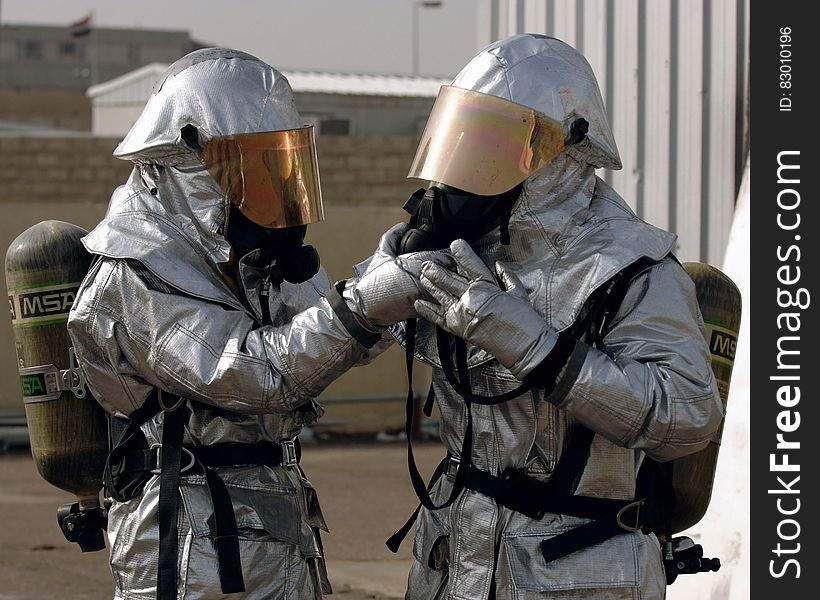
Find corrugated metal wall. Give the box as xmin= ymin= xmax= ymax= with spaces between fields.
xmin=476 ymin=0 xmax=749 ymax=264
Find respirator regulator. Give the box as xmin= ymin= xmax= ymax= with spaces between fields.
xmin=398 ymin=182 xmax=523 ymax=254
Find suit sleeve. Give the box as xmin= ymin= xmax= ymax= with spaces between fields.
xmin=545 ymin=258 xmax=724 ymax=462
xmin=68 ymin=258 xmax=372 ymax=416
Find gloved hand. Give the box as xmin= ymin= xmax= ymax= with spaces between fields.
xmin=415 ymin=239 xmax=559 ymax=379
xmin=344 ymin=223 xmax=453 ymax=328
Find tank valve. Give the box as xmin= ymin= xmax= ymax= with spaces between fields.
xmin=56 ymin=500 xmax=108 ymax=552
xmin=664 ymin=536 xmax=721 ymax=584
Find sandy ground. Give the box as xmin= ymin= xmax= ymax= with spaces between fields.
xmin=0 ymin=441 xmax=445 ymax=600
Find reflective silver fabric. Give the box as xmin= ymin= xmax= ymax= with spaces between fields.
xmin=415 ymin=241 xmax=560 ymax=379
xmin=396 ymin=35 xmax=722 ymax=600
xmin=67 ymin=50 xmax=370 ymax=600
xmin=115 ymin=48 xmax=301 ymax=165
xmin=343 ymin=222 xmax=454 ymax=328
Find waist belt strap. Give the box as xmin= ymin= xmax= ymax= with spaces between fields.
xmin=190 ymin=440 xmax=300 ymax=468
xmin=111 ymin=394 xmax=302 ymax=597
xmin=460 ymin=463 xmax=635 ymax=521
xmin=155 ymin=438 xmax=301 ymax=600
xmin=455 ymin=461 xmax=649 ymax=565
xmin=539 ymin=499 xmax=645 ymax=563
xmin=119 ymin=439 xmax=301 ymax=476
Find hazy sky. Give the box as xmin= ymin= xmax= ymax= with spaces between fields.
xmin=2 ymin=0 xmax=480 ymax=77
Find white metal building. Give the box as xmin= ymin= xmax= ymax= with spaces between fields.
xmin=87 ymin=64 xmax=449 ymax=138
xmin=476 ymin=0 xmax=750 ymax=265
xmin=475 ymin=5 xmax=751 ymax=600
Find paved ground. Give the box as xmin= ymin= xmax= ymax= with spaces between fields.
xmin=0 ymin=441 xmax=445 ymax=600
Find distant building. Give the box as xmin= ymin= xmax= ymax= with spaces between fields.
xmin=0 ymin=23 xmax=205 ymax=130
xmin=88 ymin=64 xmax=449 ymax=137
xmin=0 ymin=23 xmax=204 ymax=90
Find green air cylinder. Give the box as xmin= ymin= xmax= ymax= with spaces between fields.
xmin=5 ymin=220 xmax=108 ymax=510
xmin=667 ymin=263 xmax=742 ymax=535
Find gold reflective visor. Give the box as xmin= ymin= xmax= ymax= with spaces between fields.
xmin=201 ymin=126 xmax=324 ymax=228
xmin=408 ymin=86 xmax=567 ymax=196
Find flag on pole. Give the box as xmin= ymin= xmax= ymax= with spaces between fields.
xmin=69 ymin=14 xmax=92 ymax=37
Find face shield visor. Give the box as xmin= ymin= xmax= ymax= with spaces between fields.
xmin=200 ymin=125 xmax=324 ymax=229
xmin=408 ymin=85 xmax=568 ymax=196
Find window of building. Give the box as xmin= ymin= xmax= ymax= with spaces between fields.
xmin=300 ymin=114 xmax=353 ymax=136
xmin=320 ymin=118 xmax=351 ymax=136
xmin=59 ymin=42 xmax=77 ymax=56
xmin=24 ymin=40 xmax=42 ymax=60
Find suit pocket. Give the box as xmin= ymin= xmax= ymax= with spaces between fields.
xmin=501 ymin=519 xmax=652 ymax=599
xmin=179 ymin=471 xmax=301 ymax=545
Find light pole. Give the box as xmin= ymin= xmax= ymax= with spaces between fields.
xmin=412 ymin=0 xmax=442 ymax=76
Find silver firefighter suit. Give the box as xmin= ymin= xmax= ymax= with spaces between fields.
xmin=67 ymin=50 xmax=382 ymax=600
xmin=389 ymin=35 xmax=724 ymax=599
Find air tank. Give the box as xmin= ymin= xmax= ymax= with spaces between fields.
xmin=668 ymin=263 xmax=742 ymax=534
xmin=5 ymin=220 xmax=108 ymax=510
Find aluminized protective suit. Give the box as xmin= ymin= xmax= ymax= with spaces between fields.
xmin=392 ymin=35 xmax=724 ymax=599
xmin=67 ymin=49 xmax=379 ymax=600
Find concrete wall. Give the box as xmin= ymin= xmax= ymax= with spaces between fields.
xmin=0 ymin=89 xmax=91 ymax=131
xmin=92 ymin=93 xmax=437 ymax=138
xmin=0 ymin=134 xmax=430 ymax=431
xmin=296 ymin=93 xmax=436 ymax=136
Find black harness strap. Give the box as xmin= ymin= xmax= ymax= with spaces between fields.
xmin=438 ymin=329 xmax=533 ymax=405
xmin=535 ymin=258 xmax=663 ymax=563
xmin=543 ymin=424 xmax=596 ymax=498
xmin=156 ymin=394 xmax=187 ymax=600
xmin=386 ymin=320 xmax=473 ymax=555
xmin=539 ymin=501 xmax=645 ymax=562
xmin=202 ymin=467 xmax=245 ymax=593
xmin=441 ymin=458 xmax=646 ymax=563
xmin=385 ymin=456 xmax=448 ymax=552
xmin=107 ymin=390 xmax=253 ymax=597
xmin=104 ymin=390 xmax=161 ymax=502
xmin=422 ymin=384 xmax=436 ymax=417
xmin=387 ymin=318 xmax=488 ymax=552
xmin=119 ymin=440 xmax=297 ymax=476
xmin=190 ymin=441 xmax=294 ymax=467
xmin=389 ymin=257 xmax=665 ymax=561
xmin=458 ymin=463 xmax=637 ymax=521
xmin=156 ymin=403 xmax=248 ymax=597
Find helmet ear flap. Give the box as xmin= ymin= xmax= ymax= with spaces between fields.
xmin=181 ymin=124 xmax=203 ymax=154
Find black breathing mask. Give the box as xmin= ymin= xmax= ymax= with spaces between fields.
xmin=397 ymin=117 xmax=590 ymax=255
xmin=226 ymin=204 xmax=320 ymax=284
xmin=398 ymin=183 xmax=523 ymax=254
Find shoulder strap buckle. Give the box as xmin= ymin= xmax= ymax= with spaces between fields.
xmin=280 ymin=439 xmax=298 ymax=468
xmin=616 ymin=499 xmax=645 ymax=532
xmin=158 ymin=391 xmax=185 ymax=412
xmin=150 ymin=443 xmax=196 ymax=475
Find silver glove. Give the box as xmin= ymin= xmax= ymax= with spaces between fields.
xmin=344 ymin=222 xmax=452 ymax=328
xmin=415 ymin=239 xmax=558 ymax=379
